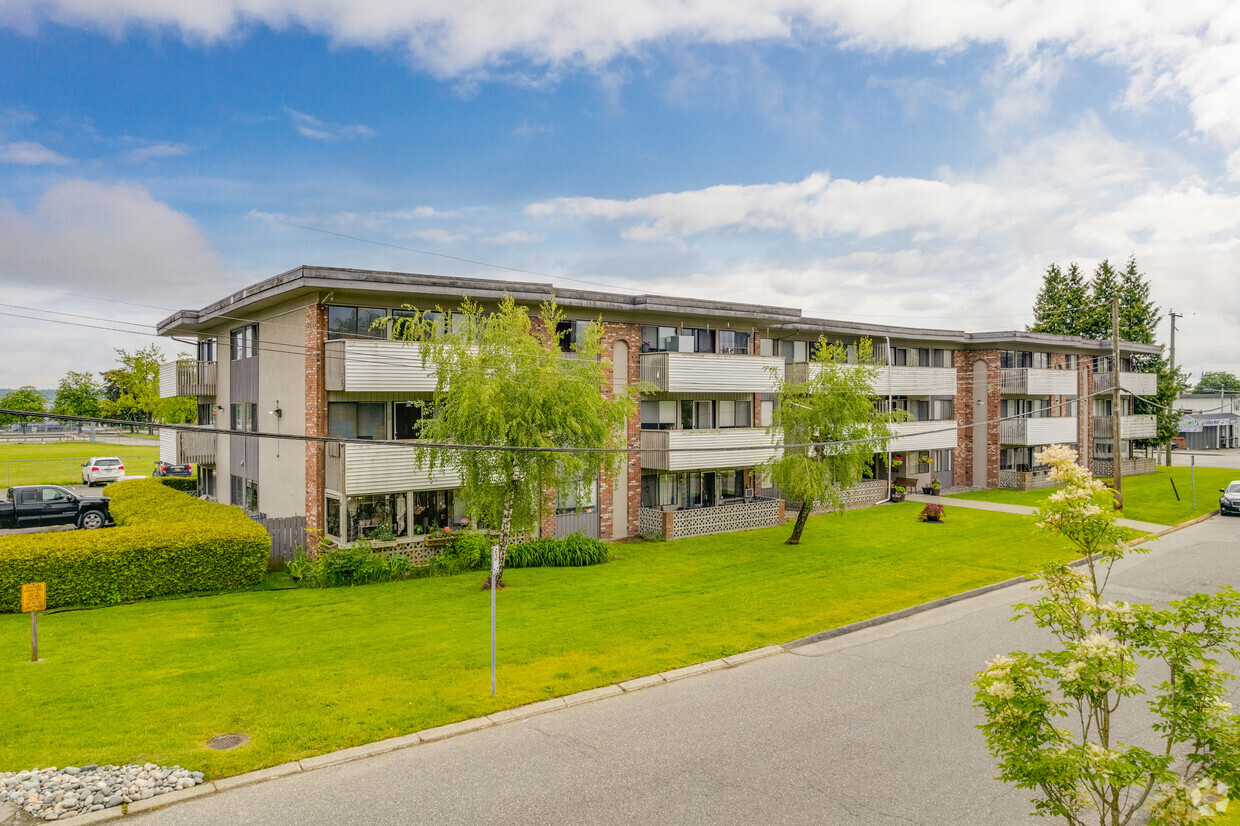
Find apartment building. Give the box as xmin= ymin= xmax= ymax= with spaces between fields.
xmin=156 ymin=266 xmax=1161 ymax=546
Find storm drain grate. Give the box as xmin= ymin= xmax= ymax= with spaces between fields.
xmin=206 ymin=734 xmax=250 ymax=750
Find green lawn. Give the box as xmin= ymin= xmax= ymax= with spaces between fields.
xmin=948 ymin=466 xmax=1237 ymax=526
xmin=0 ymin=442 xmax=161 ymax=487
xmin=0 ymin=504 xmax=1098 ymax=778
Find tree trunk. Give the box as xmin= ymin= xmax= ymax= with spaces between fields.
xmin=784 ymin=500 xmax=812 ymax=545
xmin=484 ymin=482 xmax=516 ymax=590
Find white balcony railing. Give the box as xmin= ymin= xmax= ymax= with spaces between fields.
xmin=325 ymin=441 xmax=462 ymax=496
xmin=158 ymin=360 xmax=217 ymax=398
xmin=889 ymin=420 xmax=958 ymax=452
xmin=1093 ymin=414 xmax=1158 ymax=440
xmin=1093 ymin=371 xmax=1157 ymax=396
xmin=787 ymin=363 xmax=956 ymax=396
xmin=999 ymin=367 xmax=1078 ymax=396
xmin=999 ymin=417 xmax=1078 ymax=446
xmin=640 ymin=427 xmax=782 ymax=471
xmin=325 ymin=340 xmax=438 ymax=393
xmin=158 ymin=428 xmax=216 ymax=466
xmin=639 ymin=352 xmax=784 ymax=394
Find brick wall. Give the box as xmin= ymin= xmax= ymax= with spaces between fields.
xmin=955 ymin=349 xmax=1000 ymax=487
xmin=1079 ymin=356 xmax=1094 ymax=472
xmin=598 ymin=321 xmax=642 ymax=538
xmin=304 ymin=304 xmax=327 ymax=552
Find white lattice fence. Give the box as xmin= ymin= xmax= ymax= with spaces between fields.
xmin=638 ymin=508 xmax=664 ymax=538
xmin=998 ymin=469 xmax=1060 ymax=491
xmin=669 ymin=499 xmax=780 ymax=539
xmin=1093 ymin=457 xmax=1157 ymax=478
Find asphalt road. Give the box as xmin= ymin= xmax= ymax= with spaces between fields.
xmin=132 ymin=516 xmax=1240 ymax=826
xmin=1166 ymin=447 xmax=1240 ymax=470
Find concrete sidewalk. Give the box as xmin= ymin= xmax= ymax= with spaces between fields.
xmin=120 ymin=517 xmax=1235 ymax=826
xmin=906 ymin=492 xmax=1170 ymax=534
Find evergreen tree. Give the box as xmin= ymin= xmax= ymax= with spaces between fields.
xmin=1119 ymin=255 xmax=1160 ymax=360
xmin=1029 ymin=263 xmax=1091 ymax=335
xmin=1082 ymin=258 xmax=1121 ymax=340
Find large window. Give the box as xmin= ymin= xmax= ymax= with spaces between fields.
xmin=230 ymin=403 xmax=257 ymax=432
xmin=556 ymin=320 xmax=597 ymax=354
xmin=932 ymin=398 xmax=954 ymax=420
xmin=393 ymin=402 xmax=426 ymax=439
xmin=197 ymin=338 xmax=216 ymax=362
xmin=229 ymin=324 xmax=256 ymax=360
xmin=346 ymin=493 xmax=406 ymax=542
xmin=682 ymin=328 xmax=715 ymax=354
xmin=718 ymin=330 xmax=750 ymax=355
xmin=932 ymin=348 xmax=954 ymax=368
xmin=327 ymin=306 xmax=386 ymax=340
xmin=197 ymin=403 xmax=215 ymax=426
xmin=783 ymin=340 xmax=809 ymax=364
xmin=681 ymin=400 xmax=715 ymax=429
xmin=640 ymin=473 xmax=677 ymax=508
xmin=556 ymin=481 xmax=598 ymax=515
xmin=197 ymin=468 xmax=215 ymax=500
xmin=412 ymin=490 xmax=458 ymax=533
xmin=641 ymin=326 xmax=679 ymax=353
xmin=230 ymin=476 xmax=258 ymax=511
xmin=326 ymin=496 xmax=341 ymax=539
xmin=327 ymin=402 xmax=386 ymax=440
xmin=717 ymin=400 xmax=752 ymax=428
xmin=640 ymin=400 xmax=677 ymax=430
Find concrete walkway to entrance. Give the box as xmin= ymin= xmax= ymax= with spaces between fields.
xmin=904 ymin=492 xmax=1170 ymax=534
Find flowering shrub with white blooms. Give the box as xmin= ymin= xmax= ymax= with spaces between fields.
xmin=973 ymin=445 xmax=1240 ymax=825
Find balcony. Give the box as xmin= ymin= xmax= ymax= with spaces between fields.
xmin=999 ymin=417 xmax=1078 ymax=446
xmin=640 ymin=427 xmax=782 ymax=471
xmin=325 ymin=340 xmax=437 ymax=393
xmin=158 ymin=360 xmax=217 ymax=398
xmin=1093 ymin=371 xmax=1157 ymax=396
xmin=1000 ymin=367 xmax=1077 ymax=396
xmin=1093 ymin=414 xmax=1158 ymax=440
xmin=158 ymin=428 xmax=216 ymax=466
xmin=639 ymin=352 xmax=783 ymax=394
xmin=324 ymin=441 xmax=462 ymax=496
xmin=889 ymin=420 xmax=958 ymax=452
xmin=787 ymin=364 xmax=956 ymax=396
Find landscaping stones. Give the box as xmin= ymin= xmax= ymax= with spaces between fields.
xmin=1 ymin=764 xmax=202 ymax=820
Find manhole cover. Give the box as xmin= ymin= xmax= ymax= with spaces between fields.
xmin=206 ymin=734 xmax=250 ymax=750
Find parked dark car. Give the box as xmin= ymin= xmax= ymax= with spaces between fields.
xmin=1221 ymin=481 xmax=1240 ymax=516
xmin=0 ymin=485 xmax=112 ymax=530
xmin=153 ymin=460 xmax=193 ymax=478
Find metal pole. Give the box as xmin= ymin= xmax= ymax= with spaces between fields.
xmin=1112 ymin=295 xmax=1123 ymax=509
xmin=1167 ymin=310 xmax=1180 ymax=467
xmin=31 ymin=611 xmax=38 ymax=663
xmin=885 ymin=336 xmax=892 ymax=499
xmin=1191 ymin=453 xmax=1197 ymax=511
xmin=490 ymin=570 xmax=496 ymax=696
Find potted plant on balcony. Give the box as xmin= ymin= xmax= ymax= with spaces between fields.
xmin=891 ymin=485 xmax=906 ymax=503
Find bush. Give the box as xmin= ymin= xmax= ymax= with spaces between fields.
xmin=311 ymin=542 xmax=391 ymax=587
xmin=428 ymin=531 xmax=489 ymax=577
xmin=506 ymin=533 xmax=609 ymax=568
xmin=918 ymin=503 xmax=946 ymax=522
xmin=158 ymin=477 xmax=197 ymax=493
xmin=0 ymin=478 xmax=269 ymax=612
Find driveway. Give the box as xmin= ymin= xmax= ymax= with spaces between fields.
xmin=132 ymin=516 xmax=1238 ymax=826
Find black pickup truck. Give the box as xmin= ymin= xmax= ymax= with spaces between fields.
xmin=0 ymin=485 xmax=112 ymax=530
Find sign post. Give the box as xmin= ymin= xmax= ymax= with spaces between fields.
xmin=490 ymin=545 xmax=500 ymax=696
xmin=21 ymin=582 xmax=46 ymax=663
xmin=1191 ymin=454 xmax=1197 ymax=511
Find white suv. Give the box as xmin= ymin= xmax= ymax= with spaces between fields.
xmin=81 ymin=457 xmax=125 ymax=486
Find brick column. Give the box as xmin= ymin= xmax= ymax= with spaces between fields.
xmin=597 ymin=321 xmax=642 ymax=539
xmin=304 ymin=304 xmax=327 ymax=553
xmin=1079 ymin=357 xmax=1094 ymax=472
xmin=955 ymin=349 xmax=1000 ymax=488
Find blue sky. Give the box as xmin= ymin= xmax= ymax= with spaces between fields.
xmin=1 ymin=2 xmax=1238 ymax=386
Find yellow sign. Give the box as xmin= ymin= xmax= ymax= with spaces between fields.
xmin=21 ymin=583 xmax=46 ymax=613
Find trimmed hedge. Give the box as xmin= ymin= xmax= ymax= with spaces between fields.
xmin=0 ymin=479 xmax=269 ymax=612
xmin=158 ymin=477 xmax=197 ymax=493
xmin=506 ymin=532 xmax=609 ymax=568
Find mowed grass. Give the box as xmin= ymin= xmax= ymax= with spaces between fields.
xmin=0 ymin=442 xmax=161 ymax=487
xmin=948 ymin=466 xmax=1239 ymax=526
xmin=0 ymin=503 xmax=1090 ymax=778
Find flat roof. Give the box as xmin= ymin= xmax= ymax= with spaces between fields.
xmin=156 ymin=265 xmax=1162 ymax=354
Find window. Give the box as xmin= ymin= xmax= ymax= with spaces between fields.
xmin=641 ymin=473 xmax=677 ymax=508
xmin=1095 ymin=398 xmax=1113 ymax=417
xmin=1094 ymin=356 xmax=1113 ymax=373
xmin=557 ymin=320 xmax=597 ymax=353
xmin=641 ymin=326 xmax=679 ymax=353
xmin=932 ymin=349 xmax=954 ymax=368
xmin=783 ymin=340 xmax=809 ymax=364
xmin=677 ymin=328 xmax=715 ymax=354
xmin=932 ymin=398 xmax=954 ymax=420
xmin=760 ymin=400 xmax=773 ymax=427
xmin=1032 ymin=352 xmax=1050 ymax=369
xmin=394 ymin=402 xmax=425 ymax=440
xmin=412 ymin=490 xmax=457 ymax=533
xmin=196 ymin=338 xmax=216 ymax=362
xmin=717 ymin=400 xmax=752 ymax=428
xmin=245 ymin=480 xmax=259 ymax=513
xmin=679 ymin=473 xmax=702 ymax=508
xmin=718 ymin=330 xmax=750 ymax=355
xmin=640 ymin=400 xmax=677 ymax=430
xmin=916 ymin=348 xmax=931 ymax=367
xmin=197 ymin=468 xmax=216 ymax=499
xmin=41 ymin=487 xmax=70 ymax=503
xmin=719 ymin=469 xmax=749 ymax=501
xmin=681 ymin=400 xmax=715 ymax=429
xmin=1065 ymin=395 xmax=1078 ymax=417
xmin=230 ymin=403 xmax=257 ymax=432
xmin=556 ymin=481 xmax=597 ymax=515
xmin=759 ymin=338 xmax=775 ymax=357
xmin=1064 ymin=354 xmax=1078 ymax=370
xmin=891 ymin=348 xmax=908 ymax=367
xmin=229 ymin=324 xmax=256 ymax=360
xmin=197 ymin=403 xmax=215 ymax=426
xmin=230 ymin=474 xmax=243 ymax=507
xmin=346 ymin=493 xmax=406 ymax=541
xmin=1001 ymin=399 xmax=1034 ymax=419
xmin=327 ymin=402 xmax=386 ymax=440
xmin=327 ymin=306 xmax=386 ymax=340
xmin=326 ymin=496 xmax=341 ymax=539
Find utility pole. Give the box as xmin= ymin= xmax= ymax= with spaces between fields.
xmin=1112 ymin=295 xmax=1123 ymax=510
xmin=1167 ymin=310 xmax=1181 ymax=467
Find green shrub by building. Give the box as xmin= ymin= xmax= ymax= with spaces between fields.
xmin=0 ymin=479 xmax=268 ymax=612
xmin=506 ymin=533 xmax=609 ymax=568
xmin=157 ymin=477 xmax=197 ymax=493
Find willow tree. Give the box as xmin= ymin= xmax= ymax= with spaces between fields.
xmin=392 ymin=295 xmax=635 ymax=588
xmin=766 ymin=336 xmax=902 ymax=545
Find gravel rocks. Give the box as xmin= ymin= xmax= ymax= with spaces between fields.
xmin=1 ymin=764 xmax=204 ymax=820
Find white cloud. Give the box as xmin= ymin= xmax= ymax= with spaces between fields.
xmin=121 ymin=140 xmax=190 ymax=162
xmin=481 ymin=230 xmax=543 ymax=244
xmin=0 ymin=140 xmax=70 ymax=165
xmin=284 ymin=107 xmax=374 ymax=141
xmin=402 ymin=228 xmax=468 ymax=244
xmin=7 ymin=2 xmax=1240 ymax=151
xmin=0 ymin=180 xmax=234 ymax=385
